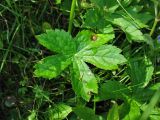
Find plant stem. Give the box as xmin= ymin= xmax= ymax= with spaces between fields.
xmin=140 ymin=88 xmax=160 ymax=120
xmin=150 ymin=18 xmax=158 ymax=37
xmin=68 ymin=0 xmax=77 ymax=33
xmin=150 ymin=2 xmax=160 ymax=37
xmin=93 ymin=96 xmax=96 ymax=113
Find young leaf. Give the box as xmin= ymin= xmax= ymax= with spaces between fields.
xmin=73 ymin=106 xmax=103 ymax=120
xmin=71 ymin=58 xmax=98 ymax=101
xmin=94 ymin=80 xmax=130 ymax=102
xmin=46 ymin=103 xmax=72 ymax=120
xmin=34 ymin=55 xmax=72 ymax=79
xmin=36 ymin=29 xmax=76 ymax=55
xmin=80 ymin=45 xmax=127 ymax=70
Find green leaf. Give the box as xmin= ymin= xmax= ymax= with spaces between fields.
xmin=27 ymin=110 xmax=37 ymax=120
xmin=83 ymin=9 xmax=107 ymax=29
xmin=75 ymin=30 xmax=93 ymax=51
xmin=71 ymin=58 xmax=98 ymax=101
xmin=75 ymin=29 xmax=114 ymax=51
xmin=90 ymin=0 xmax=107 ymax=7
xmin=80 ymin=45 xmax=126 ymax=70
xmin=112 ymin=17 xmax=146 ymax=42
xmin=123 ymin=100 xmax=141 ymax=120
xmin=94 ymin=80 xmax=130 ymax=101
xmin=141 ymin=106 xmax=160 ymax=120
xmin=47 ymin=103 xmax=72 ymax=120
xmin=90 ymin=0 xmax=119 ymax=12
xmin=132 ymin=88 xmax=155 ymax=103
xmin=128 ymin=57 xmax=154 ymax=88
xmin=107 ymin=102 xmax=119 ymax=120
xmin=73 ymin=106 xmax=103 ymax=120
xmin=33 ymin=85 xmax=50 ymax=101
xmin=34 ymin=55 xmax=71 ymax=79
xmin=119 ymin=6 xmax=153 ymax=28
xmin=118 ymin=103 xmax=130 ymax=119
xmin=36 ymin=29 xmax=76 ymax=55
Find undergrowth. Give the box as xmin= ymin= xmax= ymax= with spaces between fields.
xmin=0 ymin=0 xmax=160 ymax=120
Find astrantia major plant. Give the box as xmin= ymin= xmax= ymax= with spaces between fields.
xmin=34 ymin=29 xmax=127 ymax=101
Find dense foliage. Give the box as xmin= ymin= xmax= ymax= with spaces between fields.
xmin=0 ymin=0 xmax=160 ymax=120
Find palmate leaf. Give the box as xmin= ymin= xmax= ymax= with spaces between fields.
xmin=71 ymin=58 xmax=98 ymax=101
xmin=35 ymin=29 xmax=126 ymax=101
xmin=80 ymin=45 xmax=126 ymax=70
xmin=35 ymin=29 xmax=76 ymax=55
xmin=34 ymin=55 xmax=72 ymax=79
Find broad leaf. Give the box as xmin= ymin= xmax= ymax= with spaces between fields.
xmin=73 ymin=106 xmax=103 ymax=120
xmin=128 ymin=57 xmax=154 ymax=88
xmin=80 ymin=45 xmax=126 ymax=70
xmin=71 ymin=58 xmax=98 ymax=101
xmin=34 ymin=55 xmax=71 ymax=79
xmin=36 ymin=29 xmax=76 ymax=55
xmin=46 ymin=103 xmax=72 ymax=120
xmin=94 ymin=80 xmax=130 ymax=101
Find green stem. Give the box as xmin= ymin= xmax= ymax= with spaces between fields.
xmin=68 ymin=0 xmax=77 ymax=33
xmin=140 ymin=88 xmax=160 ymax=120
xmin=150 ymin=18 xmax=158 ymax=37
xmin=0 ymin=24 xmax=20 ymax=73
xmin=93 ymin=95 xmax=96 ymax=113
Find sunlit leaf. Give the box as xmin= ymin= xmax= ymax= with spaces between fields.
xmin=36 ymin=29 xmax=76 ymax=55
xmin=47 ymin=104 xmax=72 ymax=120
xmin=71 ymin=58 xmax=98 ymax=101
xmin=34 ymin=55 xmax=72 ymax=79
xmin=123 ymin=100 xmax=141 ymax=120
xmin=80 ymin=45 xmax=127 ymax=70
